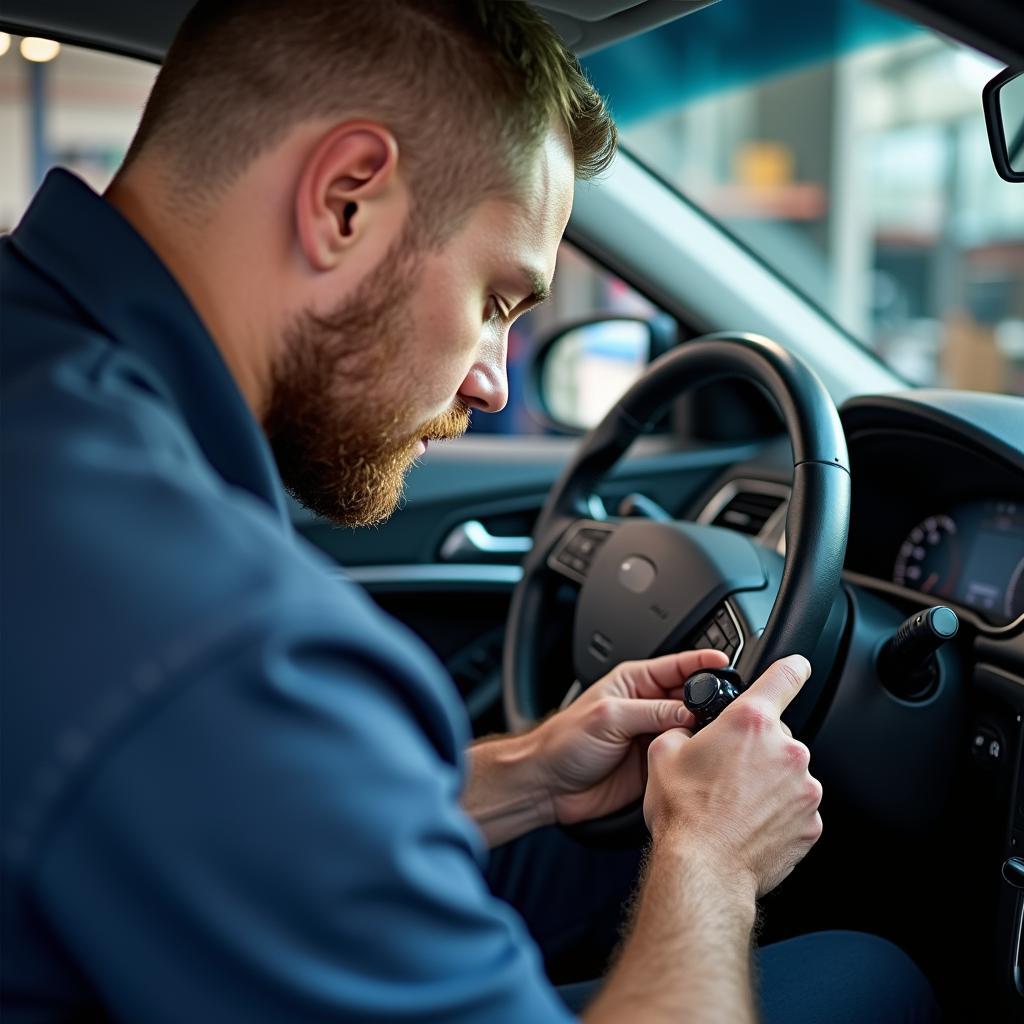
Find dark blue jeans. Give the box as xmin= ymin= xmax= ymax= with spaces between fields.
xmin=485 ymin=826 xmax=941 ymax=1022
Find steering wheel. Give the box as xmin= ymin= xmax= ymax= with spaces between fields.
xmin=502 ymin=332 xmax=851 ymax=842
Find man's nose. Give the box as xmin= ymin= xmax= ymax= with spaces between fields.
xmin=458 ymin=350 xmax=509 ymax=414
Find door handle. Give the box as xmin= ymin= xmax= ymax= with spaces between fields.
xmin=440 ymin=520 xmax=533 ymax=562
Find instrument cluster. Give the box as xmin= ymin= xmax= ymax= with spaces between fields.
xmin=890 ymin=500 xmax=1024 ymax=626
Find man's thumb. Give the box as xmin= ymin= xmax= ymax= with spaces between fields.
xmin=741 ymin=654 xmax=811 ymax=716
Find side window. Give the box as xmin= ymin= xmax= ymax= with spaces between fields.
xmin=0 ymin=36 xmax=156 ymax=232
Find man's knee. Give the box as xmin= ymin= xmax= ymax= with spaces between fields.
xmin=757 ymin=929 xmax=941 ymax=1024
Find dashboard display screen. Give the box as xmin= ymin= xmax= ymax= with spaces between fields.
xmin=892 ymin=501 xmax=1024 ymax=625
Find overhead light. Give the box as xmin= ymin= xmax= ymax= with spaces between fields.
xmin=0 ymin=33 xmax=12 ymax=58
xmin=20 ymin=37 xmax=61 ymax=63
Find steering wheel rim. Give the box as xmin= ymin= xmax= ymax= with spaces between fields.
xmin=502 ymin=332 xmax=851 ymax=840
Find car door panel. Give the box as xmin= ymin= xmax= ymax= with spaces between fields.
xmin=298 ymin=435 xmax=764 ymax=567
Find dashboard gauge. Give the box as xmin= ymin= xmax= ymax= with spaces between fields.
xmin=963 ymin=502 xmax=1024 ymax=623
xmin=892 ymin=514 xmax=959 ymax=597
xmin=892 ymin=502 xmax=1024 ymax=625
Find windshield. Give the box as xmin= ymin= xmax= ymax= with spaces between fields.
xmin=585 ymin=0 xmax=1024 ymax=397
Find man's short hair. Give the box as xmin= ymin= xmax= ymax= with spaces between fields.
xmin=124 ymin=0 xmax=617 ymax=243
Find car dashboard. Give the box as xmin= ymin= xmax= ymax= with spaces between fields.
xmin=703 ymin=390 xmax=1024 ymax=636
xmin=882 ymin=498 xmax=1022 ymax=626
xmin=689 ymin=387 xmax=1024 ymax=1013
xmin=839 ymin=393 xmax=1024 ymax=638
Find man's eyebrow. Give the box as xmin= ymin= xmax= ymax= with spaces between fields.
xmin=517 ymin=266 xmax=552 ymax=308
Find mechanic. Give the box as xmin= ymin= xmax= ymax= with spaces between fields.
xmin=0 ymin=2 xmax=941 ymax=1022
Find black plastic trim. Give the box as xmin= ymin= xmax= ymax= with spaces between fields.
xmin=983 ymin=66 xmax=1024 ymax=183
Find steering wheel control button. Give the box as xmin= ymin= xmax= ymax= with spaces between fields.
xmin=685 ymin=603 xmax=744 ymax=665
xmin=588 ymin=631 xmax=613 ymax=662
xmin=705 ymin=621 xmax=727 ymax=650
xmin=683 ymin=667 xmax=744 ymax=730
xmin=618 ymin=555 xmax=657 ymax=594
xmin=558 ymin=553 xmax=588 ymax=574
xmin=551 ymin=525 xmax=612 ymax=581
xmin=715 ymin=607 xmax=740 ymax=644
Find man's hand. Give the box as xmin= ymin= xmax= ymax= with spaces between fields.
xmin=531 ymin=648 xmax=730 ymax=826
xmin=642 ymin=654 xmax=822 ymax=898
xmin=461 ymin=648 xmax=727 ymax=846
xmin=585 ymin=655 xmax=821 ymax=1024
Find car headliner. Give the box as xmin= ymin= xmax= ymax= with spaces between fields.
xmin=0 ymin=0 xmax=716 ymax=62
xmin=2 ymin=0 xmax=1021 ymax=68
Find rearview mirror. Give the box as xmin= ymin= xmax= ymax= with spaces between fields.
xmin=983 ymin=66 xmax=1024 ymax=183
xmin=529 ymin=315 xmax=677 ymax=433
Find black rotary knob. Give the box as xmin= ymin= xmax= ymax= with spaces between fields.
xmin=683 ymin=668 xmax=744 ymax=730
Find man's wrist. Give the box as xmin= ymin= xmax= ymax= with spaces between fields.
xmin=649 ymin=823 xmax=759 ymax=926
xmin=476 ymin=730 xmax=555 ymax=819
xmin=462 ymin=731 xmax=556 ymax=846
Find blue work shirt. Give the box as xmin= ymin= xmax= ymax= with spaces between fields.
xmin=0 ymin=170 xmax=573 ymax=1023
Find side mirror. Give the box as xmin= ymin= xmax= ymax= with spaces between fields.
xmin=983 ymin=66 xmax=1024 ymax=183
xmin=528 ymin=314 xmax=678 ymax=433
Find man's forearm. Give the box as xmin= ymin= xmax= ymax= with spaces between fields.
xmin=461 ymin=733 xmax=554 ymax=847
xmin=584 ymin=833 xmax=758 ymax=1024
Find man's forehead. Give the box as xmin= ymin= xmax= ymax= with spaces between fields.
xmin=524 ymin=128 xmax=576 ymax=234
xmin=498 ymin=156 xmax=574 ymax=282
xmin=464 ymin=192 xmax=564 ymax=287
xmin=455 ymin=128 xmax=574 ymax=289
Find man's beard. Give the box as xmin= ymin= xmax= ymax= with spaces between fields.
xmin=263 ymin=243 xmax=471 ymax=527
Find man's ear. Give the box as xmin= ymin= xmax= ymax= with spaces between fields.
xmin=295 ymin=121 xmax=402 ymax=272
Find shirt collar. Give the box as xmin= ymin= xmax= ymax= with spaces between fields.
xmin=10 ymin=169 xmax=292 ymax=528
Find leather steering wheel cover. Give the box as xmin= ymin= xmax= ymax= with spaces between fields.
xmin=503 ymin=331 xmax=850 ymax=738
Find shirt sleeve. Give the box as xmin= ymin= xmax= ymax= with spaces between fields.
xmin=31 ymin=592 xmax=576 ymax=1024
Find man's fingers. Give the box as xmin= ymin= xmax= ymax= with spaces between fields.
xmin=621 ymin=649 xmax=730 ymax=698
xmin=593 ymin=696 xmax=695 ymax=739
xmin=647 ymin=725 xmax=692 ymax=763
xmin=740 ymin=655 xmax=811 ymax=717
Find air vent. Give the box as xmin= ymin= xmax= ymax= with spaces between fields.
xmin=698 ymin=479 xmax=790 ymax=539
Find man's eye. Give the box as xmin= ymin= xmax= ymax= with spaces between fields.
xmin=485 ymin=296 xmax=508 ymax=323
